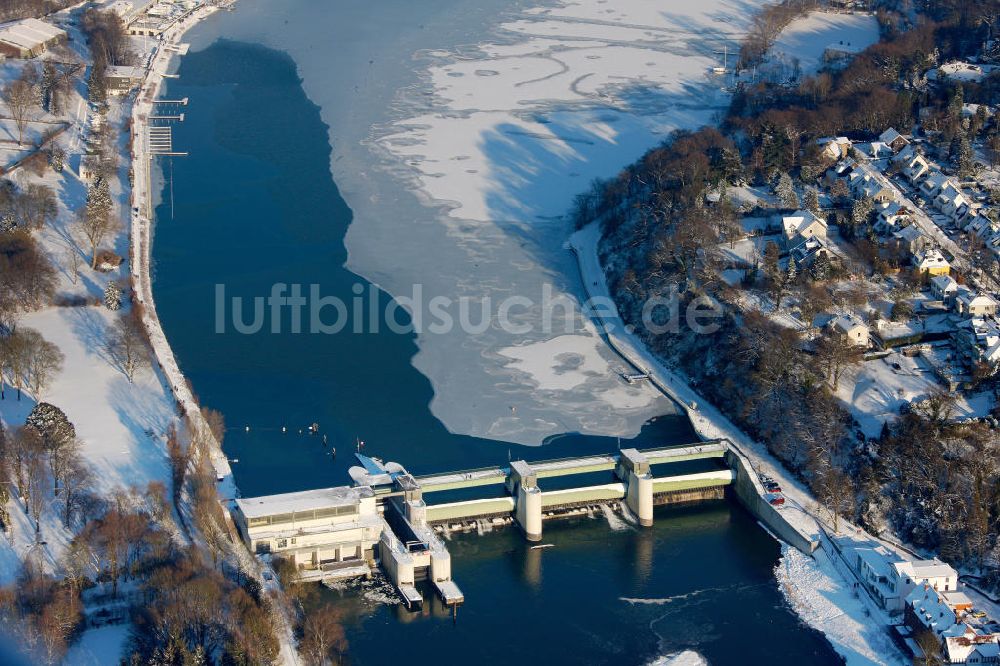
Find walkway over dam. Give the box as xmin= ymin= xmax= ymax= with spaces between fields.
xmin=231 ymin=439 xmax=815 ymax=611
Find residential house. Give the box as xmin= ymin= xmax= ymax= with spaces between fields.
xmin=893 ymin=559 xmax=960 ymax=601
xmin=848 ymin=165 xmax=895 ymax=204
xmin=782 ymin=209 xmax=828 ymax=247
xmin=930 ymin=274 xmax=959 ymax=302
xmin=825 ymin=158 xmax=857 ymax=188
xmin=818 ymin=136 xmax=852 ymax=162
xmin=944 ymin=627 xmax=1000 ymax=664
xmin=913 ymin=248 xmax=951 ymax=277
xmin=955 ymin=317 xmax=1000 ymax=370
xmin=892 ymin=224 xmax=929 ymax=257
xmin=853 ymin=141 xmax=894 ymax=160
xmin=965 ymin=215 xmax=1000 ymax=263
xmin=853 ymin=550 xmax=960 ymax=614
xmin=931 ymin=275 xmax=958 ymax=303
xmin=935 ymin=182 xmax=972 ymax=220
xmin=879 ymin=127 xmax=910 ymax=154
xmin=876 ymin=201 xmax=914 ymax=233
xmin=920 ymin=172 xmax=950 ymax=199
xmin=789 ymin=236 xmax=836 ymax=268
xmin=892 ymin=145 xmax=931 ymax=183
xmin=955 ymin=288 xmax=999 ymax=317
xmin=906 ymin=585 xmax=1000 ymax=665
xmin=830 ymin=314 xmax=870 ymax=347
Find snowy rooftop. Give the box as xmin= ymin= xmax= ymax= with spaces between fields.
xmin=235 ymin=486 xmax=374 ymax=519
xmin=894 ymin=559 xmax=957 ymax=582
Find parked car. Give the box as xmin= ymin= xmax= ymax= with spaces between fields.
xmin=768 ymin=495 xmax=785 ymax=506
xmin=764 ymin=482 xmax=782 ymax=493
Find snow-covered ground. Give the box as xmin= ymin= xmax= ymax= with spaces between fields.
xmin=769 ymin=11 xmax=880 ymax=77
xmin=62 ymin=623 xmax=131 ymax=666
xmin=776 ymin=544 xmax=907 ymax=666
xmin=0 ymin=53 xmax=180 ymax=587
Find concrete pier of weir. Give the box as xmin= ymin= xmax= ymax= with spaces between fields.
xmin=229 ymin=438 xmax=816 ymax=611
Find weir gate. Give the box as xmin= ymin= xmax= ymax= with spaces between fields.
xmin=230 ymin=439 xmax=808 ymax=611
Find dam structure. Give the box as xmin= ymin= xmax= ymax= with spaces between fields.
xmin=229 ymin=439 xmax=814 ymax=610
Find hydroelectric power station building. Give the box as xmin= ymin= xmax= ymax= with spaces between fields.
xmin=230 ymin=439 xmax=812 ymax=611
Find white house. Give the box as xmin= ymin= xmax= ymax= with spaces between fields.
xmin=853 ymin=141 xmax=894 ymax=159
xmin=956 ymin=317 xmax=1000 ymax=369
xmin=935 ymin=182 xmax=972 ymax=220
xmin=830 ymin=314 xmax=870 ymax=347
xmin=854 ymin=550 xmax=960 ymax=614
xmin=893 ymin=559 xmax=960 ymax=600
xmin=920 ymin=172 xmax=950 ymax=198
xmin=876 ymin=201 xmax=914 ymax=233
xmin=782 ymin=209 xmax=828 ymax=246
xmin=848 ymin=165 xmax=895 ymax=204
xmin=892 ymin=145 xmax=931 ymax=183
xmin=930 ymin=274 xmax=959 ymax=302
xmin=955 ymin=288 xmax=999 ymax=317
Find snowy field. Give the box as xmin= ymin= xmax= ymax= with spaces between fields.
xmin=769 ymin=11 xmax=880 ymax=76
xmin=0 ymin=46 xmax=179 ymax=588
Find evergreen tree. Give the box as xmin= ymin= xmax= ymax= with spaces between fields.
xmin=87 ymin=65 xmax=106 ymax=106
xmin=104 ymin=281 xmax=121 ymax=311
xmin=776 ymin=171 xmax=798 ymax=209
xmin=40 ymin=61 xmax=56 ymax=113
xmin=956 ymin=133 xmax=974 ymax=178
xmin=787 ymin=256 xmax=797 ymax=284
xmin=803 ymin=186 xmax=821 ymax=214
xmin=851 ymin=196 xmax=873 ymax=230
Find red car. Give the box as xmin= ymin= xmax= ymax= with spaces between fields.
xmin=768 ymin=495 xmax=785 ymax=506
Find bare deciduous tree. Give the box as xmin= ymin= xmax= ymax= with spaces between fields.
xmin=107 ymin=312 xmax=148 ymax=383
xmin=1 ymin=75 xmax=36 ymax=146
xmin=300 ymin=604 xmax=347 ymax=666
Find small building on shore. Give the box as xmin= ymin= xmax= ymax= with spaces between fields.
xmin=106 ymin=65 xmax=144 ymax=96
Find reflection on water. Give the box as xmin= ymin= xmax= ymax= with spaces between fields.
xmin=324 ymin=502 xmax=840 ymax=666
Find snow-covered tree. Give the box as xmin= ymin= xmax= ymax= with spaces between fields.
xmin=104 ymin=281 xmax=121 ymax=311
xmin=0 ymin=213 xmax=16 ymax=233
xmin=803 ymin=186 xmax=821 ymax=215
xmin=775 ymin=172 xmax=798 ymax=209
xmin=787 ymin=256 xmax=797 ymax=283
xmin=26 ymin=402 xmax=75 ymax=452
xmin=851 ymin=196 xmax=873 ymax=226
xmin=48 ymin=146 xmax=65 ymax=173
xmin=955 ymin=133 xmax=974 ymax=179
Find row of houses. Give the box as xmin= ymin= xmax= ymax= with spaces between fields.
xmin=852 ymin=547 xmax=1000 ymax=663
xmin=906 ymin=584 xmax=1000 ymax=663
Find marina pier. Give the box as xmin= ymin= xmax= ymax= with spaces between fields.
xmin=230 ymin=439 xmax=814 ymax=611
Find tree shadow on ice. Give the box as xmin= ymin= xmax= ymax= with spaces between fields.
xmin=478 ymin=83 xmax=723 ymax=271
